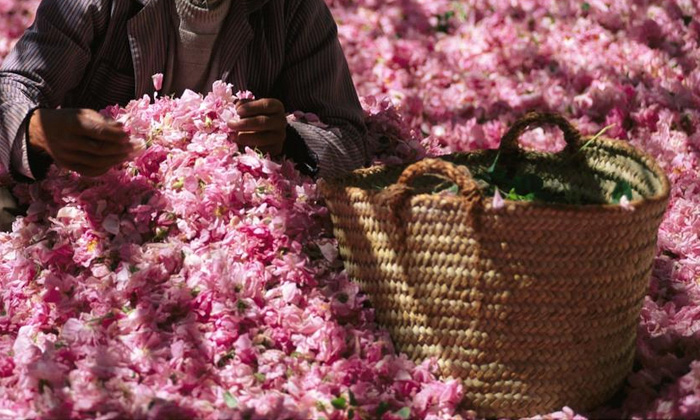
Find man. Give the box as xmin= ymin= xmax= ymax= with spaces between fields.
xmin=0 ymin=0 xmax=369 ymax=185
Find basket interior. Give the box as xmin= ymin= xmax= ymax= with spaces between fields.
xmin=342 ymin=139 xmax=667 ymax=206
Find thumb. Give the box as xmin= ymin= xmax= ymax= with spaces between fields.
xmin=76 ymin=109 xmax=128 ymax=143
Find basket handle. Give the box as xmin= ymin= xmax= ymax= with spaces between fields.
xmin=396 ymin=158 xmax=481 ymax=200
xmin=378 ymin=158 xmax=482 ymax=232
xmin=500 ymin=112 xmax=582 ymax=154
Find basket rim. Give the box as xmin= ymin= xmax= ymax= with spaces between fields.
xmin=319 ymin=136 xmax=671 ymax=213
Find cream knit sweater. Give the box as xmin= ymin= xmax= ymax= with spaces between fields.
xmin=163 ymin=0 xmax=232 ymax=95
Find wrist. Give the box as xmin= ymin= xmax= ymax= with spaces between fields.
xmin=27 ymin=110 xmax=40 ymax=150
xmin=25 ymin=109 xmax=53 ymax=180
xmin=27 ymin=109 xmax=48 ymax=155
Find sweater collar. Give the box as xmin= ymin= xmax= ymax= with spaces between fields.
xmin=175 ymin=0 xmax=232 ymax=33
xmin=132 ymin=0 xmax=270 ymax=14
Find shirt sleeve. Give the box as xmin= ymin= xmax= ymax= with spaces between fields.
xmin=280 ymin=0 xmax=372 ymax=179
xmin=0 ymin=0 xmax=105 ymax=181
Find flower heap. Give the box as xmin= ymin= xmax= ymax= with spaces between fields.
xmin=0 ymin=82 xmax=467 ymax=419
xmin=0 ymin=0 xmax=38 ymax=59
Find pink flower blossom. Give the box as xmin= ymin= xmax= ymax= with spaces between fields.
xmin=492 ymin=188 xmax=505 ymax=209
xmin=152 ymin=73 xmax=163 ymax=91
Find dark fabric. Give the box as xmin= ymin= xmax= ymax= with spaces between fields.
xmin=284 ymin=124 xmax=319 ymax=177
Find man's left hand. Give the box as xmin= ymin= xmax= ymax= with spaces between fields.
xmin=229 ymin=98 xmax=287 ymax=156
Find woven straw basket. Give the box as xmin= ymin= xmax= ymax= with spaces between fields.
xmin=319 ymin=113 xmax=670 ymax=417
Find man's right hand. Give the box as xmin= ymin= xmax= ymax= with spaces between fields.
xmin=28 ymin=108 xmax=133 ymax=177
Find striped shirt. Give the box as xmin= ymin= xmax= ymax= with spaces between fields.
xmin=0 ymin=0 xmax=370 ymax=180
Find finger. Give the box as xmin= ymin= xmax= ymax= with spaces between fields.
xmin=228 ymin=115 xmax=286 ymax=132
xmin=73 ymin=110 xmax=129 ymax=143
xmin=236 ymin=132 xmax=285 ymax=156
xmin=236 ymin=99 xmax=285 ymax=117
xmin=65 ymin=135 xmax=134 ymax=156
xmin=67 ymin=163 xmax=110 ymax=178
xmin=59 ymin=152 xmax=131 ymax=173
xmin=54 ymin=158 xmax=110 ymax=177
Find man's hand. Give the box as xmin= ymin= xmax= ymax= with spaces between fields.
xmin=28 ymin=108 xmax=133 ymax=177
xmin=229 ymin=98 xmax=287 ymax=156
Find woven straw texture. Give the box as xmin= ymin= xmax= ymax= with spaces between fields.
xmin=319 ymin=113 xmax=671 ymax=418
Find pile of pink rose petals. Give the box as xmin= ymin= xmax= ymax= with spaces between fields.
xmin=0 ymin=0 xmax=37 ymax=59
xmin=0 ymin=0 xmax=698 ymax=419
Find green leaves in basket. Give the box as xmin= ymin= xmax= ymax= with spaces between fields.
xmin=505 ymin=188 xmax=536 ymax=201
xmin=611 ymin=180 xmax=634 ymax=204
xmin=486 ymin=150 xmax=501 ymax=174
xmin=474 ymin=152 xmax=550 ymax=202
xmin=445 ymin=183 xmax=460 ymax=194
xmin=474 ymin=152 xmax=504 ymax=189
xmin=510 ymin=173 xmax=544 ymax=198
